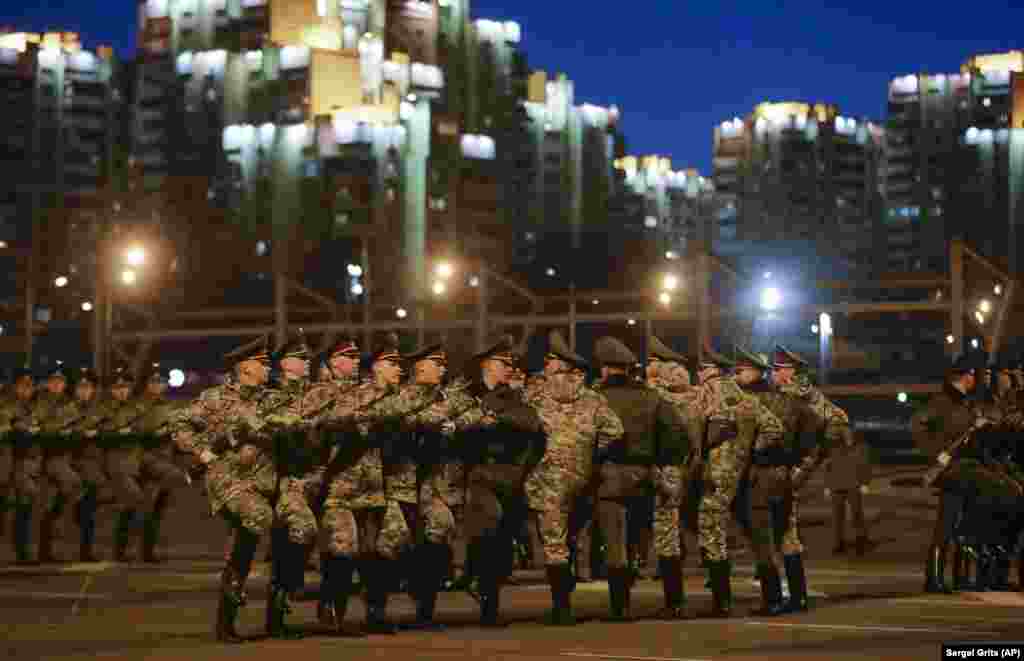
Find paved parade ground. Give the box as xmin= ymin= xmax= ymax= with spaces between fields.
xmin=2 ymin=470 xmax=1022 ymax=661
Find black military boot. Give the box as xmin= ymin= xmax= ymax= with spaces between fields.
xmin=266 ymin=534 xmax=304 ymax=640
xmin=924 ymin=545 xmax=951 ymax=593
xmin=142 ymin=491 xmax=170 ymax=563
xmin=0 ymin=496 xmax=9 ymax=539
xmin=319 ymin=555 xmax=365 ymax=637
xmin=13 ymin=503 xmax=35 ymax=565
xmin=364 ymin=556 xmax=398 ymax=634
xmin=404 ymin=542 xmax=448 ymax=631
xmin=606 ymin=566 xmax=631 ymax=622
xmin=654 ymin=556 xmax=687 ymax=620
xmin=544 ymin=564 xmax=576 ymax=626
xmin=752 ymin=562 xmax=786 ymax=616
xmin=990 ymin=547 xmax=1012 ymax=591
xmin=113 ymin=510 xmax=136 ymax=563
xmin=216 ymin=565 xmax=246 ymax=644
xmin=782 ymin=554 xmax=809 ymax=613
xmin=952 ymin=543 xmax=971 ymax=591
xmin=704 ymin=560 xmax=733 ymax=618
xmin=76 ymin=492 xmax=99 ymax=562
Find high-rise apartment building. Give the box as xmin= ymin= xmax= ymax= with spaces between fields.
xmin=0 ymin=30 xmax=122 ymax=342
xmin=712 ymin=101 xmax=884 ymax=273
xmin=883 ymin=50 xmax=1024 ymax=276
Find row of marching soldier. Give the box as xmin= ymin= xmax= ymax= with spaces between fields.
xmin=1 ymin=329 xmax=861 ymax=642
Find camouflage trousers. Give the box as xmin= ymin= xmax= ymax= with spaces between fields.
xmin=107 ymin=448 xmax=189 ymax=510
xmin=43 ymin=453 xmax=84 ymax=509
xmin=377 ymin=499 xmax=416 ymax=559
xmin=526 ymin=461 xmax=586 ymax=566
xmin=275 ymin=474 xmax=319 ymax=545
xmin=74 ymin=445 xmax=113 ymax=502
xmin=697 ymin=441 xmax=746 ymax=562
xmin=320 ymin=502 xmax=384 ymax=559
xmin=206 ymin=457 xmax=276 ymax=538
xmin=652 ymin=465 xmax=684 ymax=558
xmin=11 ymin=449 xmax=43 ymax=507
xmin=596 ymin=464 xmax=654 ymax=568
xmin=0 ymin=444 xmax=13 ymax=505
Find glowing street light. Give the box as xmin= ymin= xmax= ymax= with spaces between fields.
xmin=971 ymin=338 xmax=981 ymax=349
xmin=168 ymin=369 xmax=186 ymax=389
xmin=350 ymin=283 xmax=364 ymax=296
xmin=545 ymin=267 xmax=557 ymax=277
xmin=81 ymin=301 xmax=93 ymax=312
xmin=819 ymin=312 xmax=833 ymax=337
xmin=396 ymin=308 xmax=408 ymax=319
xmin=946 ymin=334 xmax=956 ymax=345
xmin=897 ymin=392 xmax=908 ymax=403
xmin=121 ymin=269 xmax=137 ymax=285
xmin=662 ymin=274 xmax=679 ymax=291
xmin=592 ymin=299 xmax=600 ymax=305
xmin=994 ymin=283 xmax=1004 ymax=296
xmin=975 ymin=310 xmax=986 ymax=325
xmin=627 ymin=318 xmax=637 ymax=326
xmin=978 ymin=299 xmax=992 ymax=314
xmin=763 ymin=271 xmax=773 ymax=280
xmin=435 ymin=262 xmax=454 ymax=279
xmin=658 ymin=292 xmax=672 ymax=306
xmin=811 ymin=324 xmax=819 ymax=334
xmin=665 ymin=251 xmax=679 ymax=260
xmin=760 ymin=287 xmax=781 ymax=311
xmin=125 ymin=245 xmax=145 ymax=266
xmin=432 ymin=281 xmax=446 ymax=296
xmin=54 ymin=276 xmax=69 ymax=288
xmin=0 ymin=240 xmax=7 ymax=249
xmin=347 ymin=264 xmax=363 ymax=277
xmin=468 ymin=275 xmax=480 ymax=288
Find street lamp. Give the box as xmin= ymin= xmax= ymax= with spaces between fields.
xmin=121 ymin=269 xmax=137 ymax=285
xmin=811 ymin=323 xmax=819 ymax=334
xmin=347 ymin=264 xmax=363 ymax=277
xmin=81 ymin=301 xmax=93 ymax=312
xmin=662 ymin=274 xmax=679 ymax=291
xmin=994 ymin=283 xmax=1003 ymax=296
xmin=168 ymin=369 xmax=186 ymax=388
xmin=432 ymin=281 xmax=446 ymax=296
xmin=897 ymin=392 xmax=908 ymax=403
xmin=125 ymin=245 xmax=145 ymax=266
xmin=435 ymin=262 xmax=454 ymax=279
xmin=975 ymin=310 xmax=986 ymax=325
xmin=54 ymin=276 xmax=68 ymax=288
xmin=819 ymin=312 xmax=833 ymax=337
xmin=396 ymin=307 xmax=408 ymax=319
xmin=545 ymin=267 xmax=557 ymax=277
xmin=658 ymin=292 xmax=672 ymax=306
xmin=946 ymin=334 xmax=956 ymax=345
xmin=350 ymin=283 xmax=364 ymax=296
xmin=627 ymin=318 xmax=636 ymax=326
xmin=468 ymin=275 xmax=480 ymax=288
xmin=665 ymin=251 xmax=679 ymax=260
xmin=971 ymin=338 xmax=981 ymax=349
xmin=0 ymin=240 xmax=7 ymax=249
xmin=760 ymin=287 xmax=781 ymax=311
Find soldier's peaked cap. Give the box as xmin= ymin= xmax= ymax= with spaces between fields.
xmin=225 ymin=334 xmax=271 ymax=365
xmin=111 ymin=363 xmax=135 ymax=384
xmin=546 ymin=330 xmax=589 ymax=369
xmin=594 ymin=336 xmax=637 ymax=367
xmin=323 ymin=332 xmax=359 ymax=358
xmin=773 ymin=345 xmax=808 ymax=369
xmin=274 ymin=330 xmax=310 ymax=360
xmin=473 ymin=333 xmax=517 ymax=363
xmin=45 ymin=362 xmax=69 ymax=379
xmin=648 ymin=335 xmax=686 ymax=364
xmin=735 ymin=347 xmax=769 ymax=371
xmin=13 ymin=366 xmax=33 ymax=381
xmin=372 ymin=332 xmax=402 ymax=362
xmin=76 ymin=366 xmax=99 ymax=384
xmin=143 ymin=362 xmax=167 ymax=382
xmin=698 ymin=349 xmax=735 ymax=370
xmin=404 ymin=342 xmax=447 ymax=364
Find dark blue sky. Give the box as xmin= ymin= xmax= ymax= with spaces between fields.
xmin=4 ymin=1 xmax=1024 ymax=173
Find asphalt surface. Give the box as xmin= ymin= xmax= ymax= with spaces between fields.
xmin=1 ymin=467 xmax=1022 ymax=661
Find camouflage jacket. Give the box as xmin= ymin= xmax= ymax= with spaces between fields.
xmin=252 ymin=378 xmax=317 ymax=476
xmin=32 ymin=392 xmax=80 ymax=452
xmin=741 ymin=382 xmax=827 ymax=468
xmin=95 ymin=398 xmax=151 ymax=449
xmin=132 ymin=396 xmax=185 ymax=450
xmin=0 ymin=397 xmax=39 ymax=449
xmin=170 ymin=382 xmax=264 ymax=458
xmin=530 ymin=376 xmax=624 ymax=484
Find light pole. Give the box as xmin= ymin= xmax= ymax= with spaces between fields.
xmin=819 ymin=312 xmax=832 ymax=385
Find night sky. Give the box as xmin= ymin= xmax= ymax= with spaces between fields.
xmin=4 ymin=1 xmax=1024 ymax=173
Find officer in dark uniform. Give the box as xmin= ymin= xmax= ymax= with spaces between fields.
xmin=593 ymin=336 xmax=688 ymax=620
xmin=462 ymin=334 xmax=545 ymax=626
xmin=912 ymin=352 xmax=987 ymax=593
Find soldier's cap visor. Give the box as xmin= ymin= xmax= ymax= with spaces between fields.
xmin=404 ymin=343 xmax=447 ymax=364
xmin=698 ymin=351 xmax=734 ymax=369
xmin=735 ymin=348 xmax=769 ymax=371
xmin=328 ymin=340 xmax=360 ymax=358
xmin=474 ymin=335 xmax=517 ymax=364
xmin=772 ymin=345 xmax=807 ymax=369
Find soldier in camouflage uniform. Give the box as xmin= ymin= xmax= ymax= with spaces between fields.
xmin=6 ymin=368 xmax=39 ymax=564
xmin=69 ymin=367 xmax=111 ymax=562
xmin=172 ymin=335 xmax=277 ymax=643
xmin=693 ymin=349 xmax=784 ymax=617
xmin=592 ymin=336 xmax=684 ymax=621
xmin=527 ymin=334 xmax=623 ymax=626
xmin=463 ymin=335 xmax=546 ymax=626
xmin=772 ymin=346 xmax=851 ymax=611
xmin=732 ymin=348 xmax=825 ymax=615
xmin=100 ymin=365 xmax=151 ymax=562
xmin=256 ymin=332 xmax=318 ymax=638
xmin=32 ymin=364 xmax=85 ymax=563
xmin=133 ymin=363 xmax=190 ymax=563
xmin=645 ymin=335 xmax=704 ymax=617
xmin=309 ymin=333 xmax=427 ymax=635
xmin=303 ymin=335 xmax=365 ymax=636
xmin=400 ymin=342 xmax=489 ymax=629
